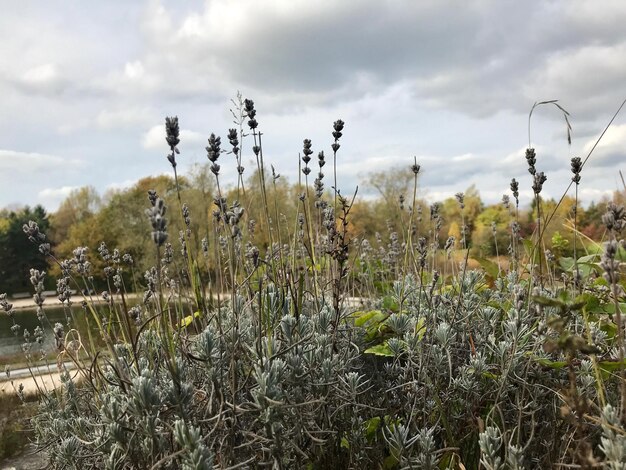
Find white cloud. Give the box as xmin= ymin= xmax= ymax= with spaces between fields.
xmin=15 ymin=63 xmax=67 ymax=95
xmin=525 ymin=44 xmax=626 ymax=120
xmin=579 ymin=187 xmax=615 ymax=202
xmin=582 ymin=123 xmax=626 ymax=168
xmin=124 ymin=61 xmax=145 ymax=80
xmin=141 ymin=125 xmax=205 ymax=151
xmin=22 ymin=64 xmax=58 ymax=85
xmin=38 ymin=186 xmax=78 ymax=198
xmin=142 ymin=125 xmax=166 ymax=150
xmin=0 ymin=149 xmax=81 ymax=174
xmin=96 ymin=107 xmax=155 ymax=129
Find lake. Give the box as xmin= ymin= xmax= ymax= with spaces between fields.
xmin=0 ymin=305 xmax=96 ymax=365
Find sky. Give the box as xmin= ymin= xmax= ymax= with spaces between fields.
xmin=1 ymin=0 xmax=626 ymax=212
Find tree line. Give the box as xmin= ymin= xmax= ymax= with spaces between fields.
xmin=0 ymin=163 xmax=616 ymax=295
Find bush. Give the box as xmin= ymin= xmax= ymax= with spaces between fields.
xmin=3 ymin=98 xmax=626 ymax=468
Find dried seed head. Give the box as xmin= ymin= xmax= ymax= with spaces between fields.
xmin=244 ymin=99 xmax=258 ymax=129
xmin=455 ymin=192 xmax=465 ymax=209
xmin=570 ymin=156 xmax=582 ymax=184
xmin=227 ymin=128 xmax=239 ymax=155
xmin=417 ymin=237 xmax=428 ymax=268
xmin=182 ymin=204 xmax=191 ymax=227
xmin=332 ymin=119 xmax=344 ymax=140
xmin=601 ymin=239 xmax=621 ymax=284
xmin=302 ymin=139 xmax=313 ymax=157
xmin=430 ymin=203 xmax=440 ymax=220
xmin=318 ymin=151 xmax=326 ymax=168
xmin=525 ymin=148 xmax=537 ymax=175
xmin=165 ymin=116 xmax=180 ymax=168
xmin=206 ymin=133 xmax=221 ymax=163
xmin=271 ymin=164 xmax=280 ymax=181
xmin=165 ymin=116 xmax=180 ymax=149
xmin=147 ymin=190 xmax=157 ymax=206
xmin=314 ymin=174 xmax=325 ymax=198
xmin=146 ymin=191 xmax=168 ymax=246
xmin=22 ymin=220 xmax=46 ymax=244
xmin=510 ymin=178 xmax=519 ymax=205
xmin=302 ymin=139 xmax=313 ymax=169
xmin=411 ymin=158 xmax=421 ymax=175
xmin=444 ymin=236 xmax=455 ymax=252
xmin=532 ymin=172 xmax=547 ymax=195
xmin=602 ymin=202 xmax=626 ymax=233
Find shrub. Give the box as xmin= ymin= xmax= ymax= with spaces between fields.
xmin=3 ymin=97 xmax=626 ymax=468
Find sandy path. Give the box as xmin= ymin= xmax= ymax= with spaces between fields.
xmin=9 ymin=293 xmax=142 ymax=311
xmin=1 ymin=372 xmax=64 ymax=395
xmin=0 ymin=368 xmax=81 ymax=396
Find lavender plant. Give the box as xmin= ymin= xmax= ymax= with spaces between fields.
xmin=4 ymin=96 xmax=626 ymax=469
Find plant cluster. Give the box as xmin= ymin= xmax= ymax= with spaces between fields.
xmin=3 ymin=97 xmax=626 ymax=469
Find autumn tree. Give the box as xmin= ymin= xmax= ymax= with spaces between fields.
xmin=49 ymin=186 xmax=101 ymax=244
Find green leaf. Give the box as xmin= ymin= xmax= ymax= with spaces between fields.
xmin=533 ymin=295 xmax=567 ymax=308
xmin=578 ymin=254 xmax=600 ymax=263
xmin=179 ymin=311 xmax=201 ymax=328
xmin=363 ymin=416 xmax=381 ymax=443
xmin=382 ymin=296 xmax=399 ymax=312
xmin=534 ymin=357 xmax=567 ymax=369
xmin=559 ymin=257 xmax=574 ymax=272
xmin=364 ymin=342 xmax=394 ymax=357
xmin=340 ymin=436 xmax=350 ymax=449
xmin=482 ymin=371 xmax=499 ymax=380
xmin=599 ymin=321 xmax=617 ymax=339
xmin=383 ymin=455 xmax=399 ymax=470
xmin=415 ymin=317 xmax=426 ymax=341
xmin=475 ymin=257 xmax=499 ymax=280
xmin=580 ymin=293 xmax=601 ymax=313
xmin=599 ymin=360 xmax=626 ymax=373
xmin=353 ymin=310 xmax=385 ymax=327
xmin=533 ymin=293 xmax=585 ymax=312
xmin=602 ymin=303 xmax=626 ymax=315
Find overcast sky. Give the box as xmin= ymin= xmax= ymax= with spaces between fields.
xmin=1 ymin=0 xmax=626 ymax=212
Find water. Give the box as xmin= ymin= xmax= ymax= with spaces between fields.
xmin=0 ymin=306 xmax=95 ymax=363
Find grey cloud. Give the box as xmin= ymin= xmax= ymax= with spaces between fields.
xmin=127 ymin=0 xmax=625 ymax=121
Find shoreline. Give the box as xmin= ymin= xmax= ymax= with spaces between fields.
xmin=8 ymin=292 xmax=143 ymax=311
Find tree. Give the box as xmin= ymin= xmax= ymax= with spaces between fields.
xmin=52 ymin=175 xmax=182 ymax=282
xmin=440 ymin=185 xmax=483 ymax=247
xmin=0 ymin=206 xmax=51 ymax=294
xmin=364 ymin=166 xmax=421 ymax=245
xmin=49 ymin=186 xmax=101 ymax=244
xmin=471 ymin=204 xmax=510 ymax=258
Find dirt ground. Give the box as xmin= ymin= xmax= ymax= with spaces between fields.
xmin=0 ymin=370 xmax=75 ymax=469
xmin=0 ymin=446 xmax=48 ymax=470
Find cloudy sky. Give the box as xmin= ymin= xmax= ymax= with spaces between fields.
xmin=1 ymin=0 xmax=626 ymax=212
